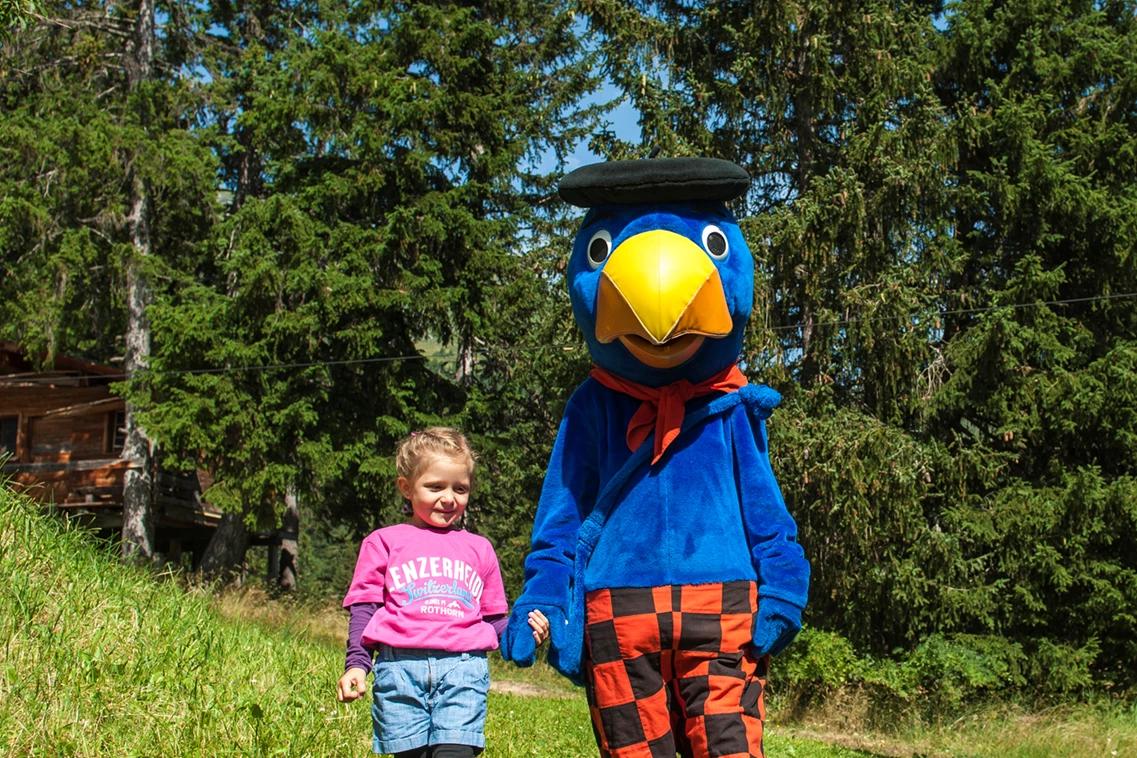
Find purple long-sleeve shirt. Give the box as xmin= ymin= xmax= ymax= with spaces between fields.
xmin=345 ymin=603 xmax=509 ymax=673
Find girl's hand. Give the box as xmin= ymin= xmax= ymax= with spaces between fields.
xmin=528 ymin=610 xmax=551 ymax=646
xmin=337 ymin=667 xmax=369 ymax=703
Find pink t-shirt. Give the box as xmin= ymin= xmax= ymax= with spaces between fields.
xmin=342 ymin=523 xmax=508 ymax=652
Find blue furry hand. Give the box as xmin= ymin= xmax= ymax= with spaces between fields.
xmin=501 ymin=606 xmax=562 ymax=666
xmin=500 ymin=610 xmax=536 ymax=665
xmin=751 ymin=597 xmax=803 ymax=657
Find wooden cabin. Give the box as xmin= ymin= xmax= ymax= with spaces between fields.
xmin=0 ymin=342 xmax=219 ymax=564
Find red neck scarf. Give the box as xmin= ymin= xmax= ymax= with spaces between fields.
xmin=589 ymin=363 xmax=748 ymax=464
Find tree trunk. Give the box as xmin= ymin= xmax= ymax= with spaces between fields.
xmin=119 ymin=0 xmax=157 ymax=563
xmin=234 ymin=125 xmax=262 ymax=209
xmin=791 ymin=14 xmax=816 ymax=196
xmin=199 ymin=511 xmax=249 ymax=582
xmin=799 ymin=298 xmax=817 ymax=384
xmin=267 ymin=542 xmax=280 ymax=586
xmin=790 ymin=12 xmax=820 ymax=387
xmin=455 ymin=334 xmax=475 ymax=386
xmin=277 ymin=485 xmax=299 ymax=592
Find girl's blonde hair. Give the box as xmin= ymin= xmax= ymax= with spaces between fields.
xmin=395 ymin=427 xmax=478 ymax=490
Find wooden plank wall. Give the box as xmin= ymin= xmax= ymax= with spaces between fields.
xmin=2 ymin=377 xmax=220 ymax=552
xmin=9 ymin=459 xmax=132 ymax=506
xmin=0 ymin=385 xmax=119 ymax=463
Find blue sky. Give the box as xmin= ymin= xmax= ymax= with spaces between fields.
xmin=546 ymin=80 xmax=642 ymax=173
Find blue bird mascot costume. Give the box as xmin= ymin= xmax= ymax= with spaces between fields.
xmin=501 ymin=157 xmax=810 ymax=758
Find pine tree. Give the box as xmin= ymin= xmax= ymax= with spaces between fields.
xmin=580 ymin=0 xmax=962 ymax=650
xmin=1 ymin=0 xmax=217 ymax=562
xmin=140 ymin=0 xmax=599 ymax=578
xmin=580 ymin=0 xmax=1137 ymax=690
xmin=929 ymin=0 xmax=1137 ymax=687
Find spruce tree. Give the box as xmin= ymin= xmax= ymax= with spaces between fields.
xmin=930 ymin=0 xmax=1137 ymax=687
xmin=141 ymin=0 xmax=599 ymax=577
xmin=1 ymin=12 xmax=130 ymax=361
xmin=580 ymin=0 xmax=1137 ymax=691
xmin=117 ymin=0 xmax=158 ymax=562
xmin=0 ymin=0 xmax=217 ymax=562
xmin=581 ymin=0 xmax=961 ymax=650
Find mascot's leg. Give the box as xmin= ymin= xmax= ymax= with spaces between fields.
xmin=670 ymin=582 xmax=767 ymax=758
xmin=583 ymin=583 xmax=767 ymax=758
xmin=584 ymin=586 xmax=676 ymax=758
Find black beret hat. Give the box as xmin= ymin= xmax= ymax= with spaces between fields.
xmin=558 ymin=156 xmax=750 ymax=207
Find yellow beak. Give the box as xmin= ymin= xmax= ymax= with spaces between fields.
xmin=595 ymin=229 xmax=732 ymax=368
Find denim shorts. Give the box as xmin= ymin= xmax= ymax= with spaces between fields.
xmin=371 ymin=645 xmax=490 ymax=754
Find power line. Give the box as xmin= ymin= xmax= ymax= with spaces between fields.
xmin=3 ymin=291 xmax=1135 ymax=385
xmin=761 ymin=291 xmax=1137 ymax=333
xmin=473 ymin=291 xmax=1137 ymax=342
xmin=0 ymin=354 xmax=425 ymax=385
xmin=149 ymin=354 xmax=426 ymax=376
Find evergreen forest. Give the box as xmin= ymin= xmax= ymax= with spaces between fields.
xmin=2 ymin=0 xmax=1136 ymax=710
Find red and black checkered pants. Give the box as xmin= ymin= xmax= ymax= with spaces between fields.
xmin=583 ymin=581 xmax=768 ymax=758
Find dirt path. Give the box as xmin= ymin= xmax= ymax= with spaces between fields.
xmin=490 ymin=680 xmax=581 ymax=699
xmin=781 ymin=728 xmax=952 ymax=758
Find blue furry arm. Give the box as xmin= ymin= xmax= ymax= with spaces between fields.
xmin=732 ymin=407 xmax=810 ymax=656
xmin=502 ymin=398 xmax=597 ymax=668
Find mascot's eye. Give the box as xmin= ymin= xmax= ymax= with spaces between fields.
xmin=587 ymin=230 xmax=612 ymax=269
xmin=702 ymin=225 xmax=729 ymax=260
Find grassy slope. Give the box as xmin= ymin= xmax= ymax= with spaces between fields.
xmin=208 ymin=572 xmax=1137 ymax=758
xmin=0 ymin=485 xmax=870 ymax=757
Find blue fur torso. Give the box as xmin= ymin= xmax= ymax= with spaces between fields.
xmin=521 ymin=378 xmax=807 ymax=611
xmin=570 ymin=380 xmax=756 ymax=591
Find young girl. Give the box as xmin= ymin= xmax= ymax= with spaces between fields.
xmin=337 ymin=427 xmax=549 ymax=758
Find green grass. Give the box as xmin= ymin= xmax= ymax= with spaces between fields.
xmin=0 ymin=484 xmax=872 ymax=757
xmin=895 ymin=702 xmax=1137 ymax=758
xmin=486 ymin=692 xmax=878 ymax=758
xmin=0 ymin=488 xmax=367 ymax=755
xmin=4 ymin=483 xmax=1133 ymax=757
xmin=771 ymin=686 xmax=1137 ymax=758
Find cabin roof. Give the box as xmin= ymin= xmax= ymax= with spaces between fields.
xmin=0 ymin=342 xmax=122 ymax=386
